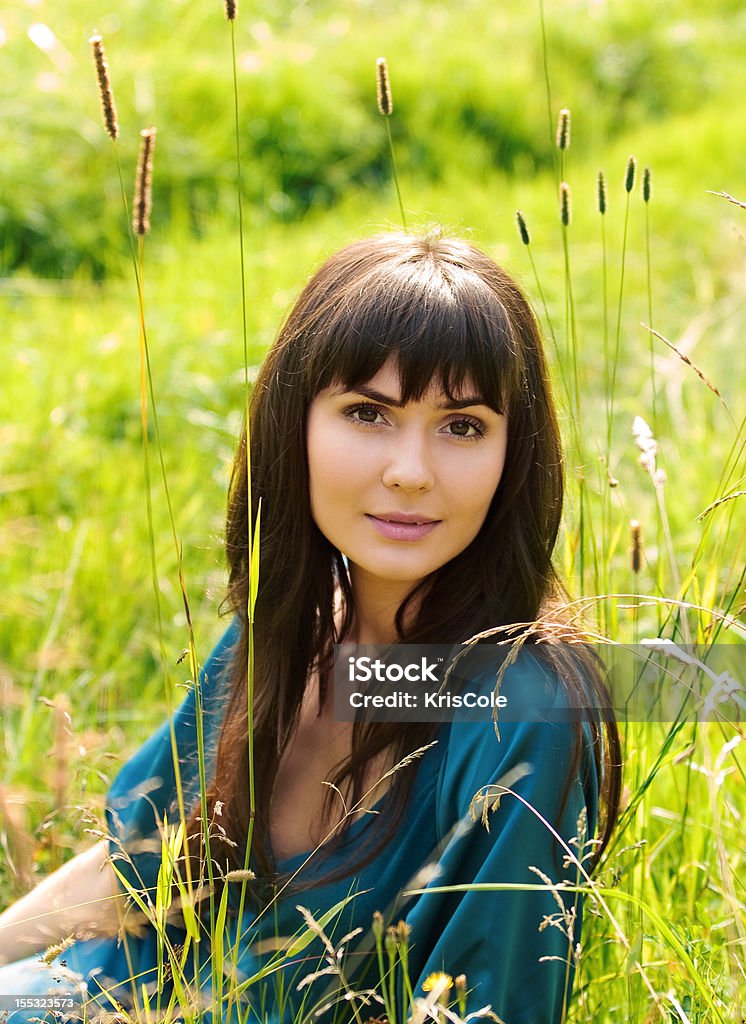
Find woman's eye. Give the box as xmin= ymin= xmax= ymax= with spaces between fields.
xmin=446 ymin=418 xmax=485 ymax=440
xmin=345 ymin=402 xmax=385 ymax=425
xmin=343 ymin=404 xmax=485 ymax=440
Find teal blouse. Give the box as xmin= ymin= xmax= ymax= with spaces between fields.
xmin=0 ymin=620 xmax=599 ymax=1024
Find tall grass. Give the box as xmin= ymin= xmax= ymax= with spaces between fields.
xmin=1 ymin=0 xmax=744 ymax=1021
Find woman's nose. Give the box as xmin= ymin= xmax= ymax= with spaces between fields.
xmin=380 ymin=429 xmax=435 ymax=491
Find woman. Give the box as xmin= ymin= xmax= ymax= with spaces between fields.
xmin=0 ymin=231 xmax=621 ymax=1023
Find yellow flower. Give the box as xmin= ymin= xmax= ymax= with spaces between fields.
xmin=422 ymin=971 xmax=453 ymax=993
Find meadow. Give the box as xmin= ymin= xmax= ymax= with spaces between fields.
xmin=0 ymin=0 xmax=744 ymax=1019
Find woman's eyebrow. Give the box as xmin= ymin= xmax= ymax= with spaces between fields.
xmin=338 ymin=385 xmax=497 ymax=411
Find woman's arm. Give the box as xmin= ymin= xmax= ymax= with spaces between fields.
xmin=0 ymin=840 xmax=127 ymax=964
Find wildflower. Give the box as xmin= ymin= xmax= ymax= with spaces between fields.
xmin=371 ymin=910 xmax=384 ymax=940
xmin=422 ymin=971 xmax=453 ymax=992
xmin=376 ymin=57 xmax=393 ymax=116
xmin=422 ymin=971 xmax=453 ymax=1008
xmin=90 ymin=35 xmax=119 ymax=141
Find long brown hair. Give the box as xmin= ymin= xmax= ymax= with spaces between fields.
xmin=186 ymin=230 xmax=621 ymax=900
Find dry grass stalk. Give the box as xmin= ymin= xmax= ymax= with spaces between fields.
xmin=560 ymin=181 xmax=572 ymax=226
xmin=133 ymin=127 xmax=157 ymax=236
xmin=52 ymin=692 xmax=72 ymax=818
xmin=641 ymin=323 xmax=723 ymax=401
xmin=515 ymin=210 xmax=530 ymax=245
xmin=556 ymin=108 xmax=571 ymax=150
xmin=696 ymin=490 xmax=746 ymax=522
xmin=376 ymin=57 xmax=393 ymax=116
xmin=707 ymin=189 xmax=746 ymax=210
xmin=0 ymin=784 xmax=34 ymax=889
xmin=90 ymin=35 xmax=119 ymax=141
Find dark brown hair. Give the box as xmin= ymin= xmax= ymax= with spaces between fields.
xmin=186 ymin=230 xmax=621 ymax=901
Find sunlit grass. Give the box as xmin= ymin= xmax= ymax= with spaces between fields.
xmin=1 ymin=0 xmax=745 ymax=1019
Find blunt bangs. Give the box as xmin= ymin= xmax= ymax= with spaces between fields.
xmin=304 ymin=248 xmax=523 ymax=414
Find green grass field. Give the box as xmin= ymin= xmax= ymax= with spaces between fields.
xmin=1 ymin=0 xmax=744 ymax=1019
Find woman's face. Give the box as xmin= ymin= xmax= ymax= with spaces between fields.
xmin=306 ymin=356 xmax=508 ymax=592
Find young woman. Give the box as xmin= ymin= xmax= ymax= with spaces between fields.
xmin=0 ymin=231 xmax=621 ymax=1023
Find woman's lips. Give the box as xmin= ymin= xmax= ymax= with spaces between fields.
xmin=365 ymin=514 xmax=440 ymax=541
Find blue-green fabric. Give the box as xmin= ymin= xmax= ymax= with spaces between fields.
xmin=0 ymin=621 xmax=599 ymax=1024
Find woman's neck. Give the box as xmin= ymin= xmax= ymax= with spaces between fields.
xmin=341 ymin=566 xmax=426 ymax=645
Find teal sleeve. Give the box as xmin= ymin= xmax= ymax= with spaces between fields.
xmin=104 ymin=619 xmax=240 ymax=897
xmin=404 ymin=655 xmax=599 ymax=1024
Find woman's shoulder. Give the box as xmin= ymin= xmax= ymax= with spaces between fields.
xmin=434 ymin=643 xmax=600 ymax=836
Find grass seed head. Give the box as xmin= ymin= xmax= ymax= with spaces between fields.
xmin=376 ymin=57 xmax=393 ymax=116
xmin=133 ymin=127 xmax=157 ymax=236
xmin=556 ymin=107 xmax=571 ymax=150
xmin=643 ymin=165 xmax=652 ymax=203
xmin=224 ymin=0 xmax=238 ymax=19
xmin=597 ymin=170 xmax=607 ymax=215
xmin=394 ymin=919 xmax=411 ymax=948
xmin=630 ymin=520 xmax=642 ymax=574
xmin=560 ymin=181 xmax=572 ymax=226
xmin=625 ymin=155 xmax=636 ymax=194
xmin=632 ymin=415 xmax=657 ymax=471
xmin=224 ymin=868 xmax=256 ymax=882
xmin=41 ymin=934 xmax=76 ymax=965
xmin=515 ymin=210 xmax=530 ymax=246
xmin=90 ymin=34 xmax=119 ymax=141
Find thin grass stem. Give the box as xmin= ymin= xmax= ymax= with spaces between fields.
xmin=607 ymin=159 xmax=635 ymax=460
xmin=385 ymin=117 xmax=407 ymax=232
xmin=537 ymin=0 xmax=555 ymax=171
xmin=108 ymin=131 xmax=205 ymax=1000
xmin=226 ymin=14 xmax=259 ymax=989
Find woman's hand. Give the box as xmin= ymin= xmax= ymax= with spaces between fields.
xmin=0 ymin=839 xmax=132 ymax=964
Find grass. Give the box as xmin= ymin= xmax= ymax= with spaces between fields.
xmin=1 ymin=0 xmax=745 ymax=1019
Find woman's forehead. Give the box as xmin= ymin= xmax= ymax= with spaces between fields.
xmin=324 ymin=356 xmax=483 ymax=403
